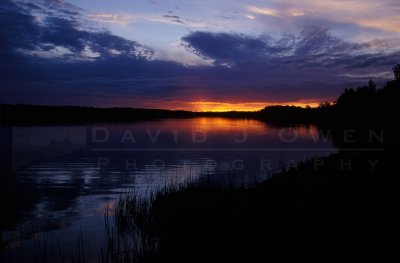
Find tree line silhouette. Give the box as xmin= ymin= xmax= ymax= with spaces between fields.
xmin=1 ymin=65 xmax=399 ymax=125
xmin=258 ymin=64 xmax=400 ymax=125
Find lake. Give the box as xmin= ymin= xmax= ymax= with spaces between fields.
xmin=0 ymin=117 xmax=337 ymax=262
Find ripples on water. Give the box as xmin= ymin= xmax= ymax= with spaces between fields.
xmin=0 ymin=118 xmax=337 ymax=262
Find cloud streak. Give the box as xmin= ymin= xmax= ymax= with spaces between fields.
xmin=247 ymin=0 xmax=400 ymax=33
xmin=87 ymin=12 xmax=207 ymax=28
xmin=181 ymin=27 xmax=400 ymax=70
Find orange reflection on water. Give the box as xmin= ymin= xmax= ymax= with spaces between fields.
xmin=189 ymin=117 xmax=269 ymax=134
xmin=96 ymin=200 xmax=117 ymax=216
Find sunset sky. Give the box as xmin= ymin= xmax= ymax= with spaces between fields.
xmin=1 ymin=0 xmax=400 ymax=111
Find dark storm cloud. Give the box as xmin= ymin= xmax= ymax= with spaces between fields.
xmin=182 ymin=32 xmax=270 ymax=65
xmin=182 ymin=27 xmax=400 ymax=69
xmin=0 ymin=0 xmax=151 ymax=62
xmin=0 ymin=1 xmax=41 ymax=56
xmin=40 ymin=17 xmax=148 ymax=56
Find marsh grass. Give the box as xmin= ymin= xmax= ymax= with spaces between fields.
xmin=100 ymin=197 xmax=159 ymax=263
xmin=27 ymin=228 xmax=90 ymax=263
xmin=111 ymin=151 xmax=400 ymax=262
xmin=113 ymin=165 xmax=271 ymax=230
xmin=2 ymin=162 xmax=312 ymax=263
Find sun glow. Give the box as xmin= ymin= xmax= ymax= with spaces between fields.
xmin=187 ymin=101 xmax=321 ymax=112
xmin=189 ymin=102 xmax=267 ymax=112
xmin=101 ymin=98 xmax=323 ymax=112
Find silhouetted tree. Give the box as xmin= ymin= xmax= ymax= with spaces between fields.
xmin=393 ymin=64 xmax=400 ymax=80
xmin=335 ymin=79 xmax=377 ymax=114
xmin=318 ymin=102 xmax=331 ymax=108
xmin=336 ymin=88 xmax=356 ymax=107
xmin=367 ymin=79 xmax=377 ymax=92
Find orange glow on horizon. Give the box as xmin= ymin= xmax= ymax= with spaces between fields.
xmin=108 ymin=99 xmax=327 ymax=112
xmin=184 ymin=101 xmax=322 ymax=112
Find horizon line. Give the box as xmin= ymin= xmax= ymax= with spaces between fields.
xmin=0 ymin=102 xmax=325 ymax=113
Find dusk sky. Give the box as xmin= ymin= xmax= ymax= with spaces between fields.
xmin=1 ymin=0 xmax=400 ymax=111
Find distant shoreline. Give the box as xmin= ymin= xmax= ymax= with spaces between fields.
xmin=1 ymin=76 xmax=399 ymax=126
xmin=0 ymin=104 xmax=262 ymax=125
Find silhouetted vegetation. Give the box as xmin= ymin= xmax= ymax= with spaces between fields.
xmin=111 ymin=67 xmax=400 ymax=262
xmin=3 ymin=73 xmax=398 ymax=127
xmin=0 ymin=104 xmax=259 ymax=125
xmin=0 ymin=105 xmax=193 ymax=125
xmin=393 ymin=64 xmax=400 ymax=80
xmin=257 ymin=77 xmax=399 ymax=126
xmin=122 ymin=149 xmax=399 ymax=262
xmin=113 ymin=121 xmax=400 ymax=262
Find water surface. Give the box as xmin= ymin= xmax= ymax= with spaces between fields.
xmin=0 ymin=118 xmax=337 ymax=261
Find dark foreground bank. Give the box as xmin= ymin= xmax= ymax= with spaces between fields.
xmin=119 ymin=148 xmax=400 ymax=262
xmin=112 ymin=74 xmax=400 ymax=261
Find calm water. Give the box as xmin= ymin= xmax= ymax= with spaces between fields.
xmin=0 ymin=118 xmax=337 ymax=261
